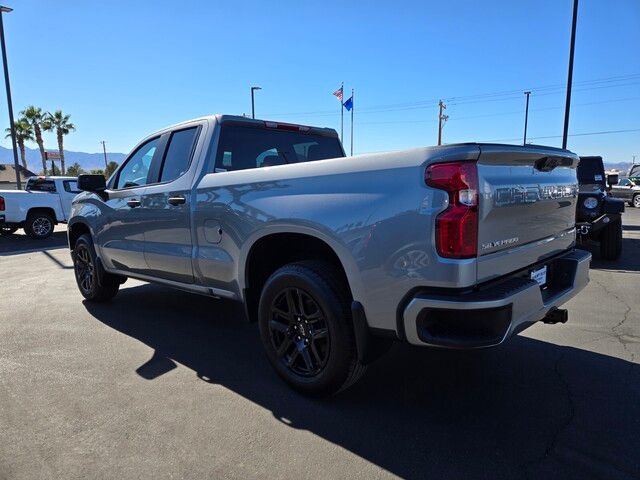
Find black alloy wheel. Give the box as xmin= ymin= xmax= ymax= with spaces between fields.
xmin=74 ymin=243 xmax=95 ymax=295
xmin=72 ymin=234 xmax=120 ymax=301
xmin=268 ymin=287 xmax=330 ymax=377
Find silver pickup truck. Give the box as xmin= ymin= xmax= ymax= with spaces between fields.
xmin=68 ymin=115 xmax=590 ymax=395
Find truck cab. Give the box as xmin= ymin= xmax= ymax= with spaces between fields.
xmin=0 ymin=176 xmax=80 ymax=238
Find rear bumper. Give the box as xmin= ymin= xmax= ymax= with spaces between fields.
xmin=402 ymin=249 xmax=591 ymax=348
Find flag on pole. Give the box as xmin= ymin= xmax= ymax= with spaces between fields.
xmin=343 ymin=95 xmax=353 ymax=111
xmin=332 ymin=86 xmax=344 ymax=102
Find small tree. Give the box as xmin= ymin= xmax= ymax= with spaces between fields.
xmin=90 ymin=168 xmax=104 ymax=176
xmin=105 ymin=161 xmax=119 ymax=179
xmin=66 ymin=162 xmax=84 ymax=177
xmin=5 ymin=118 xmax=33 ymax=170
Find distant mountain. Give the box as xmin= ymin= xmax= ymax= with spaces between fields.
xmin=604 ymin=162 xmax=633 ymax=174
xmin=0 ymin=145 xmax=127 ymax=172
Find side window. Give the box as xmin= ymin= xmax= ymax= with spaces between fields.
xmin=63 ymin=180 xmax=81 ymax=193
xmin=115 ymin=137 xmax=160 ymax=189
xmin=619 ymin=178 xmax=630 ymax=187
xmin=159 ymin=127 xmax=198 ymax=183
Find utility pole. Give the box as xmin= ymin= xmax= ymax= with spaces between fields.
xmin=0 ymin=6 xmax=21 ymax=189
xmin=562 ymin=0 xmax=579 ymax=149
xmin=437 ymin=100 xmax=448 ymax=146
xmin=523 ymin=91 xmax=531 ymax=145
xmin=100 ymin=141 xmax=108 ymax=169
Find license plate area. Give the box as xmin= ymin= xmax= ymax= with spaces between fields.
xmin=530 ymin=265 xmax=547 ymax=287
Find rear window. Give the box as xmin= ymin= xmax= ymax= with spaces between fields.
xmin=26 ymin=179 xmax=56 ymax=192
xmin=213 ymin=125 xmax=343 ymax=172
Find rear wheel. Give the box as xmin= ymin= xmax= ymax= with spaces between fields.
xmin=73 ymin=234 xmax=120 ymax=301
xmin=24 ymin=212 xmax=54 ymax=239
xmin=600 ymin=219 xmax=622 ymax=260
xmin=258 ymin=261 xmax=366 ymax=396
xmin=633 ymin=194 xmax=640 ymax=208
xmin=0 ymin=225 xmax=18 ymax=236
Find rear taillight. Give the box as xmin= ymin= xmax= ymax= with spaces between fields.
xmin=425 ymin=161 xmax=478 ymax=258
xmin=0 ymin=196 xmax=4 ymax=211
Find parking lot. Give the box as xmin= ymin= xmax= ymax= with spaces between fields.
xmin=1 ymin=213 xmax=638 ymax=480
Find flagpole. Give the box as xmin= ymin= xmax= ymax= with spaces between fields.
xmin=350 ymin=88 xmax=354 ymax=156
xmin=340 ymin=81 xmax=344 ymax=144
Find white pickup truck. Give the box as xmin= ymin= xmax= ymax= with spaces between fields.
xmin=0 ymin=176 xmax=81 ymax=239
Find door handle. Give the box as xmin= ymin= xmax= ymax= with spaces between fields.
xmin=127 ymin=199 xmax=141 ymax=208
xmin=168 ymin=196 xmax=186 ymax=206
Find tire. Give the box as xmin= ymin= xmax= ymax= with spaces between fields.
xmin=258 ymin=260 xmax=366 ymax=396
xmin=600 ymin=219 xmax=622 ymax=260
xmin=0 ymin=225 xmax=18 ymax=236
xmin=24 ymin=211 xmax=54 ymax=239
xmin=633 ymin=194 xmax=640 ymax=208
xmin=72 ymin=234 xmax=120 ymax=302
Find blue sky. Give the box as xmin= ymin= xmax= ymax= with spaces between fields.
xmin=0 ymin=0 xmax=638 ymax=162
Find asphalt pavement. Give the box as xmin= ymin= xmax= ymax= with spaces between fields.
xmin=0 ymin=213 xmax=638 ymax=479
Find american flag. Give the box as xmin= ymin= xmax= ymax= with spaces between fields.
xmin=332 ymin=86 xmax=343 ymax=102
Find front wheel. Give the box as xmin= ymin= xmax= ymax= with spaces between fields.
xmin=600 ymin=220 xmax=622 ymax=260
xmin=73 ymin=234 xmax=120 ymax=302
xmin=258 ymin=261 xmax=366 ymax=396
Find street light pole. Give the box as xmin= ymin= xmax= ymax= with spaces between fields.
xmin=0 ymin=6 xmax=21 ymax=189
xmin=562 ymin=0 xmax=579 ymax=149
xmin=251 ymin=86 xmax=261 ymax=119
xmin=523 ymin=91 xmax=531 ymax=145
xmin=100 ymin=140 xmax=108 ymax=169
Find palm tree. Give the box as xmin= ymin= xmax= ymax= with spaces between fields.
xmin=20 ymin=106 xmax=47 ymax=175
xmin=4 ymin=118 xmax=33 ymax=171
xmin=44 ymin=110 xmax=75 ymax=175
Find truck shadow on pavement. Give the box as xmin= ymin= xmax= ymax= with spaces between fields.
xmin=84 ymin=285 xmax=639 ymax=480
xmin=586 ymin=235 xmax=640 ymax=273
xmin=0 ymin=230 xmax=67 ymax=256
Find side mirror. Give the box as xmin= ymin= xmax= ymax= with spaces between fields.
xmin=78 ymin=174 xmax=107 ymax=199
xmin=606 ymin=173 xmax=619 ymax=187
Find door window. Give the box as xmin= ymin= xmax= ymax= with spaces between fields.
xmin=618 ymin=178 xmax=631 ymax=187
xmin=115 ymin=137 xmax=160 ymax=189
xmin=159 ymin=127 xmax=198 ymax=183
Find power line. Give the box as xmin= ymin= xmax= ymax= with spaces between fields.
xmin=358 ymin=96 xmax=640 ymax=126
xmin=262 ymin=73 xmax=640 ymax=118
xmin=482 ymin=128 xmax=640 ymax=144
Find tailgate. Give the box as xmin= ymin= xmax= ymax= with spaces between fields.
xmin=476 ymin=145 xmax=579 ymax=283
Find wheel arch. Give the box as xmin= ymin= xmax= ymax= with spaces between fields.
xmin=67 ymin=219 xmax=93 ymax=250
xmin=26 ymin=207 xmax=58 ymax=224
xmin=240 ymin=226 xmax=364 ymax=323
